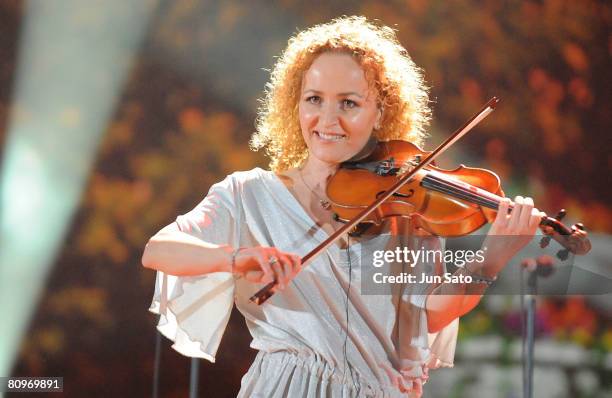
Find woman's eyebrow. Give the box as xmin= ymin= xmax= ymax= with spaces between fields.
xmin=338 ymin=91 xmax=364 ymax=98
xmin=303 ymin=89 xmax=364 ymax=98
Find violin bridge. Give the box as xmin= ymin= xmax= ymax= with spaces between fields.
xmin=398 ymin=155 xmax=422 ymax=175
xmin=398 ymin=163 xmax=410 ymax=175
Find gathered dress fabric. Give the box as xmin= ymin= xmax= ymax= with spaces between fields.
xmin=149 ymin=167 xmax=458 ymax=397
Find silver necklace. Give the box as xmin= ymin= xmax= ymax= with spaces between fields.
xmin=298 ymin=168 xmax=331 ymax=211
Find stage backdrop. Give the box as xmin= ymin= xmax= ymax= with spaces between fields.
xmin=1 ymin=1 xmax=610 ymax=397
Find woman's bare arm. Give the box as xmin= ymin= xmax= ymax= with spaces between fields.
xmin=142 ymin=223 xmax=302 ymax=287
xmin=426 ymin=196 xmax=544 ymax=333
xmin=141 ymin=222 xmax=233 ymax=276
xmin=425 ymin=257 xmax=505 ymax=333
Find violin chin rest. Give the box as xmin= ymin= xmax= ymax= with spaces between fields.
xmin=346 ymin=135 xmax=378 ymax=162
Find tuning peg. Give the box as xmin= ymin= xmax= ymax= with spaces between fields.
xmin=556 ymin=249 xmax=569 ymax=261
xmin=572 ymin=223 xmax=585 ymax=231
xmin=540 ymin=236 xmax=551 ymax=248
xmin=554 ymin=209 xmax=567 ymax=221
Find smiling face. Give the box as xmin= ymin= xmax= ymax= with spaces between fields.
xmin=298 ymin=52 xmax=381 ymax=166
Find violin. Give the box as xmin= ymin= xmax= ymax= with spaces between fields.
xmin=328 ymin=139 xmax=589 ymax=258
xmin=250 ymin=97 xmax=591 ymax=305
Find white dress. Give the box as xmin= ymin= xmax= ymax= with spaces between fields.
xmin=149 ymin=167 xmax=458 ymax=397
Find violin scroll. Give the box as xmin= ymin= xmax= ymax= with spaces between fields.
xmin=538 ymin=209 xmax=591 ymax=259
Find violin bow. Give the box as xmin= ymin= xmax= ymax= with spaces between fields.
xmin=250 ymin=97 xmax=500 ymax=305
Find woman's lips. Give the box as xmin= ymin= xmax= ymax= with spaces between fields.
xmin=314 ymin=130 xmax=347 ymax=141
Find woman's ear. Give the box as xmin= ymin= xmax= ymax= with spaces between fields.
xmin=374 ymin=107 xmax=383 ymax=130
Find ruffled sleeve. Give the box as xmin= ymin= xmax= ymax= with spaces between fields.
xmin=404 ymin=231 xmax=459 ymax=369
xmin=148 ymin=174 xmax=241 ymax=362
xmin=408 ymin=233 xmax=459 ymax=369
xmin=427 ymin=318 xmax=458 ymax=368
xmin=391 ymin=223 xmax=459 ymax=392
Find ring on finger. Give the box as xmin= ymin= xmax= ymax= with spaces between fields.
xmin=268 ymin=256 xmax=278 ymax=265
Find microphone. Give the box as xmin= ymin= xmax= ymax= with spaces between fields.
xmin=521 ymin=255 xmax=555 ymax=278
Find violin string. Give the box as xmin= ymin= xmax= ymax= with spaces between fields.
xmin=422 ymin=174 xmax=500 ymax=208
xmin=430 ymin=185 xmax=499 ymax=210
xmin=432 ymin=185 xmax=499 ymax=209
xmin=424 ymin=174 xmax=509 ymax=208
xmin=422 ymin=174 xmax=557 ymax=233
xmin=422 ymin=180 xmax=495 ymax=208
xmin=421 ymin=174 xmax=501 ymax=209
xmin=423 ymin=173 xmax=526 ymax=212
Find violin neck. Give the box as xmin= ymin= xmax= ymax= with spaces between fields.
xmin=421 ymin=171 xmax=573 ymax=235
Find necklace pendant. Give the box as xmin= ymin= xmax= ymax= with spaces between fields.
xmin=320 ymin=199 xmax=331 ymax=210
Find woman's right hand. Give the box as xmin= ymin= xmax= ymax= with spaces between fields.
xmin=231 ymin=246 xmax=302 ymax=290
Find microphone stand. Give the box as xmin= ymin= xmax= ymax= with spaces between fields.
xmin=189 ymin=358 xmax=199 ymax=398
xmin=521 ymin=256 xmax=555 ymax=398
xmin=523 ymin=262 xmax=537 ymax=398
xmin=152 ymin=331 xmax=161 ymax=398
xmin=151 ymin=332 xmax=199 ymax=398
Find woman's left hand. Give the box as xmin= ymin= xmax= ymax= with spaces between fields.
xmin=482 ymin=196 xmax=546 ymax=269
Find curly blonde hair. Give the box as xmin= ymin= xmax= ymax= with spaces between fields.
xmin=250 ymin=16 xmax=431 ymax=172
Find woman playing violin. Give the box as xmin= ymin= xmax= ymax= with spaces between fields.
xmin=142 ymin=16 xmax=577 ymax=397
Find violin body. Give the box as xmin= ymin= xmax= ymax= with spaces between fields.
xmin=328 ymin=140 xmax=504 ymax=236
